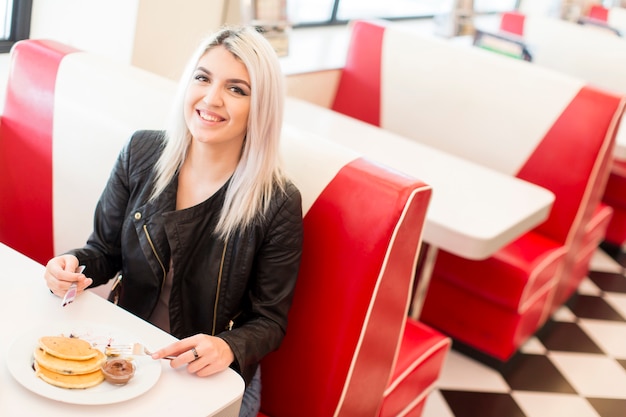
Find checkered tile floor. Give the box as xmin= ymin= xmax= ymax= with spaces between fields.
xmin=422 ymin=248 xmax=626 ymax=417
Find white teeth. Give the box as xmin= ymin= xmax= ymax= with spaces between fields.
xmin=199 ymin=111 xmax=222 ymax=122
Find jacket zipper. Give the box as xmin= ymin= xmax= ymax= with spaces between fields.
xmin=143 ymin=224 xmax=167 ymax=291
xmin=228 ymin=310 xmax=243 ymax=331
xmin=212 ymin=239 xmax=228 ymax=336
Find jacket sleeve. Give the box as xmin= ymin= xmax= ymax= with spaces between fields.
xmin=218 ymin=182 xmax=304 ymax=384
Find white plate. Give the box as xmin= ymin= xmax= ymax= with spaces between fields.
xmin=7 ymin=320 xmax=162 ymax=405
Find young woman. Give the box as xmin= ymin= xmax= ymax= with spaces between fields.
xmin=43 ymin=26 xmax=303 ymax=416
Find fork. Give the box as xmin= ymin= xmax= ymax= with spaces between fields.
xmin=61 ymin=265 xmax=86 ymax=307
xmin=105 ymin=343 xmax=175 ymax=360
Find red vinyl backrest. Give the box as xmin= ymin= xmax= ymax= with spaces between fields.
xmin=0 ymin=40 xmax=78 ymax=264
xmin=588 ymin=5 xmax=609 ymax=22
xmin=497 ymin=14 xmax=625 ymax=245
xmin=331 ymin=20 xmax=385 ymax=127
xmin=517 ymin=86 xmax=622 ymax=245
xmin=330 ymin=19 xmax=624 ymax=249
xmin=260 ymin=159 xmax=431 ymax=416
xmin=500 ymin=11 xmax=526 ymax=36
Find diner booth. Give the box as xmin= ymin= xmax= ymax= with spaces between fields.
xmin=0 ymin=38 xmax=450 ymax=417
xmin=584 ymin=3 xmax=626 ymax=32
xmin=494 ymin=11 xmax=626 ymax=261
xmin=286 ymin=18 xmax=624 ymax=365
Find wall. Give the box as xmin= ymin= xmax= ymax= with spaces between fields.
xmin=132 ymin=0 xmax=227 ymax=80
xmin=29 ymin=0 xmax=139 ymax=64
xmin=29 ymin=0 xmax=240 ymax=80
xmin=285 ymin=70 xmax=341 ymax=108
xmin=519 ymin=0 xmax=606 ymax=19
xmin=17 ymin=0 xmax=334 ymax=110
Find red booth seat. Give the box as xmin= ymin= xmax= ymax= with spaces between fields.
xmin=604 ymin=160 xmax=626 ymax=247
xmin=553 ymin=203 xmax=613 ymax=307
xmin=261 ymin=130 xmax=448 ymax=415
xmin=329 ymin=19 xmax=624 ymax=364
xmin=0 ymin=39 xmax=450 ymax=416
xmin=498 ymin=10 xmax=626 ymax=290
xmin=378 ymin=319 xmax=451 ymax=417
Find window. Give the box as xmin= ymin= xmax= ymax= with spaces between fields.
xmin=474 ymin=0 xmax=518 ymax=13
xmin=288 ymin=0 xmax=519 ymax=26
xmin=0 ymin=0 xmax=31 ymax=53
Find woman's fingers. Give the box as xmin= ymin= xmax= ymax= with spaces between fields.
xmin=154 ymin=335 xmax=234 ymax=377
xmin=44 ymin=255 xmax=90 ymax=295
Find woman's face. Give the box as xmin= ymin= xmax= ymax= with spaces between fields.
xmin=184 ymin=45 xmax=251 ymax=149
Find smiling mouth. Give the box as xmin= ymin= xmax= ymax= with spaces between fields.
xmin=198 ymin=110 xmax=225 ymax=122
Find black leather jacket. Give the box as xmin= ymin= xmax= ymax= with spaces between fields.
xmin=69 ymin=130 xmax=303 ymax=384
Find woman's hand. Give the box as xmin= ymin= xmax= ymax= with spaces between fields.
xmin=44 ymin=254 xmax=92 ymax=297
xmin=151 ymin=334 xmax=235 ymax=377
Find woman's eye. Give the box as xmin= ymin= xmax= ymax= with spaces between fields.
xmin=194 ymin=74 xmax=209 ymax=82
xmin=229 ymin=86 xmax=248 ymax=96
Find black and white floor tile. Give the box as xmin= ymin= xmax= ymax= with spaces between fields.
xmin=422 ymin=248 xmax=626 ymax=417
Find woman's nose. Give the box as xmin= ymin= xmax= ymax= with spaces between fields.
xmin=202 ymin=85 xmax=223 ymax=106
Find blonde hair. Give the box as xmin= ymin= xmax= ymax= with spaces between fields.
xmin=151 ymin=26 xmax=287 ymax=239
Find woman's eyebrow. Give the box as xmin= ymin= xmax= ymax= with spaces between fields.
xmin=230 ymin=78 xmax=251 ymax=89
xmin=196 ymin=66 xmax=251 ymax=89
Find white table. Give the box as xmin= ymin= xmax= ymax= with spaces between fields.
xmin=0 ymin=244 xmax=244 ymax=417
xmin=284 ymin=97 xmax=555 ymax=317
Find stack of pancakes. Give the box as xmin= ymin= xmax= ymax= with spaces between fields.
xmin=33 ymin=336 xmax=106 ymax=389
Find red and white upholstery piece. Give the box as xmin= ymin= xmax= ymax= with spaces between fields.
xmin=0 ymin=39 xmax=451 ymax=416
xmin=377 ymin=319 xmax=451 ymax=417
xmin=0 ymin=39 xmax=176 ymax=265
xmin=261 ymin=127 xmax=449 ymax=417
xmin=587 ymin=4 xmax=610 ymax=22
xmin=499 ymin=11 xmax=626 ymax=280
xmin=330 ymin=19 xmax=625 ymax=362
xmin=499 ymin=9 xmax=526 ymax=36
xmin=603 ymin=161 xmax=626 ymax=247
xmin=0 ymin=40 xmax=77 ymax=264
xmin=584 ymin=4 xmax=626 ymax=33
